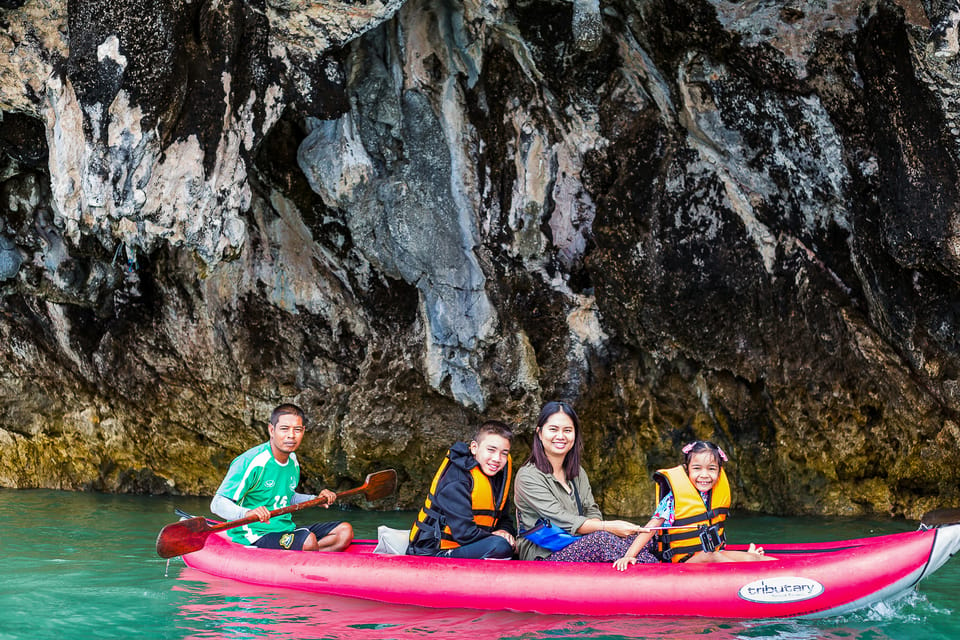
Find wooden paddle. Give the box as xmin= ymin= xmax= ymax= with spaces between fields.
xmin=155 ymin=469 xmax=397 ymax=558
xmin=920 ymin=507 xmax=960 ymax=528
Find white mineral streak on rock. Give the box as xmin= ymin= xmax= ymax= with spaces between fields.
xmin=31 ymin=0 xmax=403 ymax=271
xmin=299 ymin=115 xmax=374 ymax=209
xmin=492 ymin=22 xmax=545 ymax=86
xmin=266 ymin=0 xmax=408 ymax=56
xmin=709 ymin=0 xmax=864 ymax=79
xmin=404 ymin=9 xmax=499 ymax=409
xmin=549 ymin=105 xmax=605 ymax=269
xmin=106 ymin=90 xmax=145 ymax=208
xmin=671 ymin=49 xmax=851 ymax=273
xmin=137 ymin=134 xmax=203 ymax=248
xmin=440 ymin=77 xmax=483 ymax=252
xmin=572 ymin=0 xmax=602 ymax=52
xmin=674 ymin=58 xmax=777 ymax=273
xmin=615 ymin=26 xmax=675 ymax=124
xmin=43 ymin=75 xmax=86 ymax=244
xmin=567 ymin=294 xmax=608 ymax=348
xmin=933 ymin=3 xmax=960 ymax=58
xmin=507 ymin=107 xmax=551 ymax=261
xmin=96 ymin=35 xmax=127 ymax=69
xmin=502 ymin=39 xmax=604 ymax=269
xmin=514 ymin=330 xmax=542 ymax=394
xmin=565 ymin=294 xmax=609 ymax=375
xmin=448 ymin=0 xmax=493 ymax=86
xmin=44 ymin=300 xmax=85 ymax=374
xmin=400 ymin=0 xmax=486 ymax=249
xmin=690 ymin=371 xmax=711 ymax=412
xmin=259 ymin=191 xmax=369 ymax=336
xmin=402 ymin=0 xmax=441 ymax=90
xmin=794 ymin=95 xmax=851 ymax=232
xmin=0 ymin=1 xmax=65 ymax=114
xmin=299 ymin=10 xmax=501 ymax=408
xmin=44 ymin=68 xmax=249 ymax=264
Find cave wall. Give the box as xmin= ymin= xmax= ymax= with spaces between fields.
xmin=1 ymin=0 xmax=960 ymax=518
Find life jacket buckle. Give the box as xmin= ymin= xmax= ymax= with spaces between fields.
xmin=698 ymin=524 xmax=722 ymax=552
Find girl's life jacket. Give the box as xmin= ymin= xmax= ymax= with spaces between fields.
xmin=653 ymin=464 xmax=731 ymax=563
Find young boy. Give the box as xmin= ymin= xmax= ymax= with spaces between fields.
xmin=407 ymin=420 xmax=516 ymax=559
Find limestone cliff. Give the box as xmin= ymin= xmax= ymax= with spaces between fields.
xmin=2 ymin=0 xmax=959 ymax=518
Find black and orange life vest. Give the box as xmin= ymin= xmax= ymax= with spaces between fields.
xmin=654 ymin=464 xmax=731 ymax=563
xmin=409 ymin=449 xmax=512 ymax=550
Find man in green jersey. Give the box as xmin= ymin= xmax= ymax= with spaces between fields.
xmin=211 ymin=403 xmax=354 ymax=551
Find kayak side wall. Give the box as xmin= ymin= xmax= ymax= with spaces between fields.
xmin=181 ymin=527 xmax=946 ymax=618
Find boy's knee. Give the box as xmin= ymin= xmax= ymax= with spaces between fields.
xmin=489 ymin=535 xmax=514 ymax=558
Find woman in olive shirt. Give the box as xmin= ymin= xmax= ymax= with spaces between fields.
xmin=514 ymin=401 xmax=656 ymax=562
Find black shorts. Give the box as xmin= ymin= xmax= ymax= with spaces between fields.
xmin=253 ymin=521 xmax=342 ymax=550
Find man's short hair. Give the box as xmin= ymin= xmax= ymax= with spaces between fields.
xmin=473 ymin=419 xmax=514 ymax=443
xmin=270 ymin=403 xmax=305 ymax=427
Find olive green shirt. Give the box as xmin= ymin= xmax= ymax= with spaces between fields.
xmin=514 ymin=463 xmax=603 ymax=560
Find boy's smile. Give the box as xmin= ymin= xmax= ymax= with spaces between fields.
xmin=471 ymin=434 xmax=511 ymax=476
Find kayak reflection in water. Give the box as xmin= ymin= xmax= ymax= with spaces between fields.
xmin=210 ymin=403 xmax=354 ymax=552
xmin=613 ymin=440 xmax=775 ymax=570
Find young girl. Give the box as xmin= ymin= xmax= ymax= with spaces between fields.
xmin=613 ymin=440 xmax=774 ymax=569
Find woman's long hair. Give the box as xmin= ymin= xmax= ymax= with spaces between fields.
xmin=524 ymin=401 xmax=583 ymax=479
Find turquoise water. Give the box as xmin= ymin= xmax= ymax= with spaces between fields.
xmin=1 ymin=488 xmax=957 ymax=639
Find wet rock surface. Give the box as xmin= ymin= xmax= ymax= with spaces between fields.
xmin=1 ymin=0 xmax=959 ymax=518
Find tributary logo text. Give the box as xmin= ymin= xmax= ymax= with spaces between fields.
xmin=737 ymin=577 xmax=825 ymax=603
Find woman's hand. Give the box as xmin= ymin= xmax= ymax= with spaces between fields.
xmin=603 ymin=519 xmax=642 ymax=537
xmin=612 ymin=556 xmax=636 ymax=571
xmin=492 ymin=529 xmax=516 ymax=548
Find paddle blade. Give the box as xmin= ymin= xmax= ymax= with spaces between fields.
xmin=357 ymin=469 xmax=398 ymax=502
xmin=921 ymin=508 xmax=960 ymax=528
xmin=155 ymin=516 xmax=214 ymax=558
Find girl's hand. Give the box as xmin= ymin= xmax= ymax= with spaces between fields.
xmin=612 ymin=556 xmax=636 ymax=571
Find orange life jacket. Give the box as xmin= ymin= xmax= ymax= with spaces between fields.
xmin=410 ymin=451 xmax=512 ymax=549
xmin=654 ymin=464 xmax=731 ymax=562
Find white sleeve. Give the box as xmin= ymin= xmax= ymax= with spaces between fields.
xmin=211 ymin=493 xmax=248 ymax=521
xmin=292 ymin=492 xmax=317 ymax=505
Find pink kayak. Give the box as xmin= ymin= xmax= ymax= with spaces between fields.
xmin=180 ymin=518 xmax=960 ymax=619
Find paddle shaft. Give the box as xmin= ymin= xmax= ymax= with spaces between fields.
xmin=205 ymin=483 xmax=362 ymax=534
xmin=156 ymin=469 xmax=397 ymax=558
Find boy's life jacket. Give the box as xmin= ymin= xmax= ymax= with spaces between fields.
xmin=409 ymin=442 xmax=512 ymax=551
xmin=653 ymin=464 xmax=731 ymax=563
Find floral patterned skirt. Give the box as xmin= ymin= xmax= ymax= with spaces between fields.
xmin=545 ymin=531 xmax=658 ymax=563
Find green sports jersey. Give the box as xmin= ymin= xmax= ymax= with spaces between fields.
xmin=215 ymin=442 xmax=301 ymax=545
